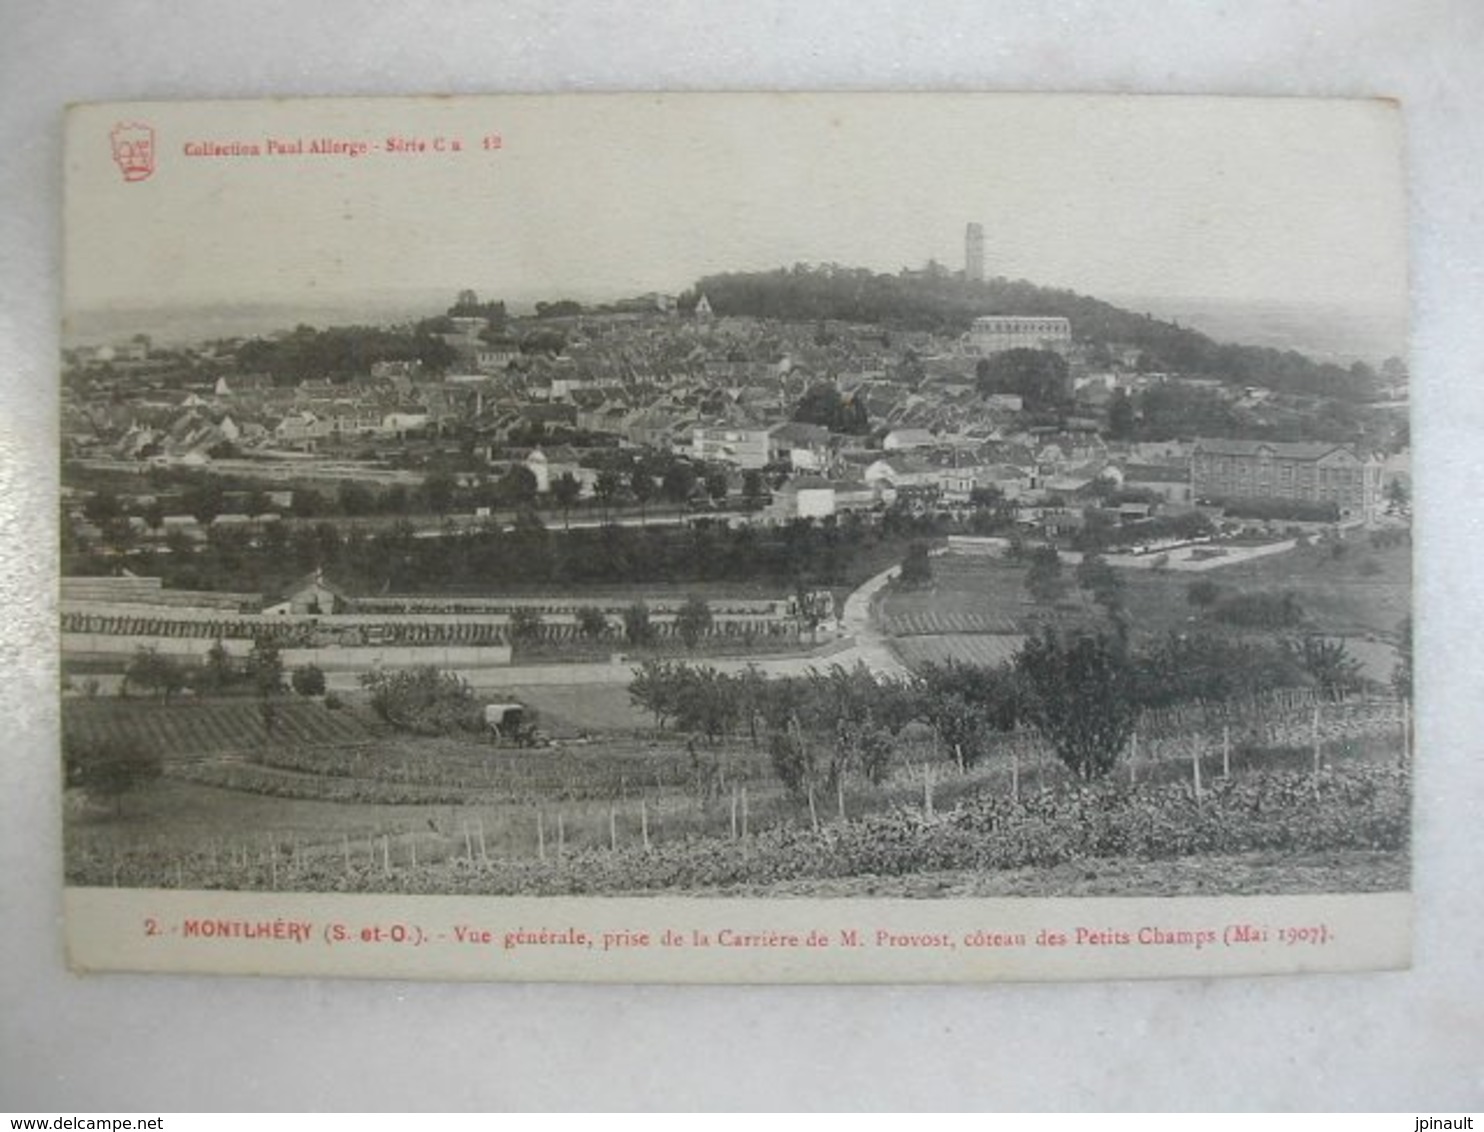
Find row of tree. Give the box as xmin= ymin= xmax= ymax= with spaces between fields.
xmin=629 ymin=624 xmax=1377 ymax=798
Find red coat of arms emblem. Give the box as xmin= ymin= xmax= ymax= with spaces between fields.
xmin=109 ymin=121 xmax=156 ymax=182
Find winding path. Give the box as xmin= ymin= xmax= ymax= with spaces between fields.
xmin=836 ymin=562 xmax=911 ymax=679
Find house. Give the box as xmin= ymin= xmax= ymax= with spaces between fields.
xmin=1122 ymin=463 xmax=1194 ymax=506
xmin=1191 ymin=438 xmax=1384 ymax=523
xmin=381 ymin=411 xmax=430 ymax=436
xmin=692 ymin=421 xmax=770 ymax=469
xmin=262 ymin=569 xmax=346 ymax=616
xmin=625 ymin=406 xmax=680 ymax=449
xmin=882 ymin=427 xmax=937 ymax=451
xmin=863 ymin=455 xmax=941 ymax=490
xmin=767 ymin=477 xmax=839 ymax=521
xmin=768 ymin=422 xmax=833 ymax=472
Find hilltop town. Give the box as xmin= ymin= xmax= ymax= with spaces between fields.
xmin=62 ymin=263 xmax=1410 ymax=585
xmin=59 ymin=249 xmax=1414 ymax=899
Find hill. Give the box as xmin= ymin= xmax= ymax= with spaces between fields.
xmin=687 ymin=264 xmax=1377 ymax=401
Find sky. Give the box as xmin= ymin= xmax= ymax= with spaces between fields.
xmin=64 ymin=93 xmax=1409 ymax=321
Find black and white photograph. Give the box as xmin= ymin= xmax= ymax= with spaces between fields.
xmin=58 ymin=92 xmax=1412 ymax=981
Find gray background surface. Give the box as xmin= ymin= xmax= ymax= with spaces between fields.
xmin=3 ymin=0 xmax=1481 ymax=1111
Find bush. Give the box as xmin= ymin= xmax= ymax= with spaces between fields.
xmin=1212 ymin=589 xmax=1305 ymax=629
xmin=360 ymin=666 xmax=481 ymax=735
xmin=623 ymin=602 xmax=655 ymax=647
xmin=124 ymin=646 xmax=185 ymax=700
xmin=576 ymin=606 xmax=609 ymax=640
xmin=1015 ymin=628 xmax=1139 ymax=781
xmin=675 ymin=596 xmax=714 ymax=651
xmin=1186 ymin=578 xmax=1222 ymax=609
xmin=1024 ymin=546 xmax=1067 ymax=605
xmin=1216 ymin=497 xmax=1339 ymax=523
xmin=64 ymin=732 xmax=162 ymax=816
xmin=509 ymin=608 xmax=544 ymax=644
xmin=291 ymin=664 xmax=327 ymax=697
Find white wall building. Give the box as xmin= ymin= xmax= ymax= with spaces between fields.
xmin=969 ymin=316 xmax=1072 ymax=357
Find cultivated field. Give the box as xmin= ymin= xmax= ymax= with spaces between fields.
xmin=64 ymin=688 xmax=1410 ymax=897
xmin=890 ymin=634 xmax=1026 ymax=670
xmin=877 ymin=534 xmax=1411 ymax=665
xmin=64 ymin=696 xmax=378 ymax=760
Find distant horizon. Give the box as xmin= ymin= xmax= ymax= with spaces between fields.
xmin=66 ymin=96 xmax=1407 ymax=329
xmin=63 ymin=279 xmax=1408 ymax=369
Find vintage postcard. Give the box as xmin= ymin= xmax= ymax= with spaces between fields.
xmin=60 ymin=93 xmax=1412 ymax=981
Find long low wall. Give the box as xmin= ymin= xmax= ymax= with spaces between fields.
xmin=61 ymin=634 xmax=513 ymax=670
xmin=284 ymin=645 xmax=514 ymax=671
xmin=62 ymin=605 xmax=791 ymax=629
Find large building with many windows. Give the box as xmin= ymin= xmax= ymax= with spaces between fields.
xmin=1191 ymin=438 xmax=1385 ymax=523
xmin=969 ymin=315 xmax=1071 ymax=357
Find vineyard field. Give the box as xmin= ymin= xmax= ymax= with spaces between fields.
xmin=877 ymin=607 xmax=1021 ymax=636
xmin=891 ymin=634 xmax=1026 ymax=670
xmin=63 ymin=697 xmax=378 ymax=759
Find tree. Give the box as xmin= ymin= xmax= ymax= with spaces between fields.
xmin=1392 ymin=616 xmax=1412 ymax=702
xmin=422 ymin=470 xmax=458 ymax=515
xmin=182 ymin=479 xmax=226 ymax=524
xmin=1073 ymin=507 xmax=1116 ymax=553
xmin=248 ymin=636 xmax=285 ymax=736
xmin=594 ymin=468 xmax=623 ymax=521
xmin=1132 ymin=632 xmax=1306 ymax=708
xmin=203 ymin=637 xmax=236 ymax=692
xmin=623 ymin=601 xmax=655 ymax=647
xmin=1024 ymin=546 xmax=1067 ymax=606
xmin=742 ymin=469 xmax=765 ymax=510
xmin=291 ymin=486 xmax=325 ymax=518
xmin=706 ymin=470 xmax=730 ymax=507
xmin=384 ymin=483 xmax=411 ymax=515
xmin=245 ymin=489 xmax=273 ymax=517
xmin=913 ymin=660 xmax=1021 ymax=769
xmin=1385 ymin=478 xmax=1410 ymax=514
xmin=1107 ymin=387 xmax=1135 ymax=439
xmin=337 ymin=480 xmax=375 ymax=517
xmin=898 ymin=541 xmax=933 ymax=587
xmin=1075 ymin=552 xmax=1124 ymax=615
xmin=82 ymin=488 xmax=122 ymax=527
xmin=768 ymin=714 xmax=819 ymax=799
xmin=124 ymin=646 xmax=185 ymax=700
xmin=793 ymin=383 xmax=869 ymax=434
xmin=576 ymin=605 xmax=609 ymax=641
xmin=497 ymin=465 xmax=537 ymax=510
xmin=1015 ymin=629 xmax=1139 ymax=781
xmin=551 ymin=471 xmax=581 ymax=530
xmin=360 ymin=666 xmax=480 ymax=735
xmin=1289 ymin=634 xmax=1364 ymax=701
xmin=630 ymin=467 xmax=655 ymax=524
xmin=975 ymin=348 xmax=1071 ymax=411
xmin=628 ymin=659 xmax=676 ymax=728
xmin=1185 ymin=578 xmax=1223 ymax=611
xmin=662 ymin=462 xmax=697 ymax=517
xmin=509 ymin=607 xmax=544 ymax=647
xmin=675 ymin=596 xmax=714 ymax=651
xmin=64 ymin=732 xmax=162 ymax=817
xmin=291 ymin=664 xmax=327 ymax=697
